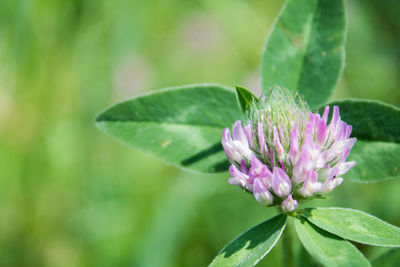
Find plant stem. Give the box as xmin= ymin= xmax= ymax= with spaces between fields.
xmin=282 ymin=217 xmax=294 ymax=267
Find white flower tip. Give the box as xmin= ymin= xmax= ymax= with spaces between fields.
xmin=253 ymin=178 xmax=273 ymax=205
xmin=281 ymin=195 xmax=298 ymax=212
xmin=228 ymin=178 xmax=240 ymax=186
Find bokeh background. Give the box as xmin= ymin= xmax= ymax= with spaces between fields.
xmin=0 ymin=0 xmax=400 ymax=266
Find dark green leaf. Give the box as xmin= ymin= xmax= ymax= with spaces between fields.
xmin=235 ymin=85 xmax=258 ymax=114
xmin=371 ymin=248 xmax=400 ymax=267
xmin=294 ymin=217 xmax=371 ymax=267
xmin=322 ymin=99 xmax=400 ymax=182
xmin=96 ymin=84 xmax=241 ymax=173
xmin=302 ymin=208 xmax=400 ymax=247
xmin=210 ymin=214 xmax=287 ymax=267
xmin=346 ymin=141 xmax=400 ymax=183
xmin=261 ymin=0 xmax=346 ymax=109
xmin=325 ymin=99 xmax=400 ymax=143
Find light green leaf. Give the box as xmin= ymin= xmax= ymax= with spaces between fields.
xmin=261 ymin=0 xmax=346 ymax=109
xmin=323 ymin=99 xmax=400 ymax=182
xmin=235 ymin=85 xmax=257 ymax=114
xmin=210 ymin=214 xmax=287 ymax=267
xmin=302 ymin=208 xmax=400 ymax=247
xmin=371 ymin=248 xmax=400 ymax=267
xmin=96 ymin=84 xmax=241 ymax=173
xmin=294 ymin=217 xmax=371 ymax=267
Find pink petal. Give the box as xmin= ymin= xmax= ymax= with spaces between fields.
xmin=272 ymin=166 xmax=291 ymax=197
xmin=322 ymin=106 xmax=330 ymax=124
xmin=281 ymin=194 xmax=298 ymax=212
xmin=257 ymin=122 xmax=265 ymax=156
xmin=337 ymin=161 xmax=356 ymax=176
xmin=244 ymin=124 xmax=255 ymax=148
xmin=233 ymin=120 xmax=248 ymax=145
xmin=253 ymin=178 xmax=273 ymax=205
xmin=289 ymin=124 xmax=299 ymax=164
xmin=273 ymin=126 xmax=284 ymax=160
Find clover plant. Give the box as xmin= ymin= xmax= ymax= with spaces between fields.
xmin=96 ymin=0 xmax=400 ymax=266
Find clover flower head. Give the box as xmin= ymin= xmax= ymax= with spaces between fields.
xmin=221 ymin=87 xmax=356 ymax=212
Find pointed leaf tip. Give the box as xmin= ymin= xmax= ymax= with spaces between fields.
xmin=302 ymin=207 xmax=400 ymax=247
xmin=235 ymin=85 xmax=258 ymax=114
xmin=210 ymin=214 xmax=287 ymax=267
xmin=262 ymin=0 xmax=347 ymax=108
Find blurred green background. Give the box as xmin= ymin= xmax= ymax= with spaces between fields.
xmin=0 ymin=0 xmax=399 ymax=266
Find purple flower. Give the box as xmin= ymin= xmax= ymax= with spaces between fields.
xmin=253 ymin=178 xmax=273 ymax=205
xmin=273 ymin=126 xmax=285 ymax=161
xmin=249 ymin=156 xmax=273 ymax=187
xmin=257 ymin=122 xmax=267 ymax=157
xmin=244 ymin=124 xmax=255 ymax=149
xmin=272 ymin=166 xmax=291 ymax=197
xmin=222 ymin=121 xmax=254 ymax=163
xmin=228 ymin=163 xmax=252 ymax=191
xmin=222 ymin=88 xmax=356 ymax=212
xmin=300 ymin=171 xmax=322 ymax=197
xmin=281 ymin=194 xmax=298 ymax=212
xmin=288 ymin=124 xmax=300 ymax=164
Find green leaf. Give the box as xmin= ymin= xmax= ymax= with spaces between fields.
xmin=235 ymin=85 xmax=258 ymax=114
xmin=323 ymin=99 xmax=400 ymax=182
xmin=325 ymin=99 xmax=400 ymax=143
xmin=346 ymin=141 xmax=400 ymax=183
xmin=294 ymin=217 xmax=371 ymax=267
xmin=371 ymin=248 xmax=400 ymax=267
xmin=210 ymin=214 xmax=287 ymax=267
xmin=96 ymin=84 xmax=241 ymax=173
xmin=261 ymin=0 xmax=346 ymax=109
xmin=302 ymin=208 xmax=400 ymax=247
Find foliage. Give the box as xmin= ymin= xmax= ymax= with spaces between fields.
xmin=96 ymin=0 xmax=400 ymax=265
xmin=2 ymin=0 xmax=400 ymax=266
xmin=261 ymin=0 xmax=346 ymax=109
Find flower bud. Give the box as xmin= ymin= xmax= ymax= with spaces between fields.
xmin=273 ymin=126 xmax=285 ymax=162
xmin=249 ymin=156 xmax=273 ymax=187
xmin=228 ymin=164 xmax=249 ymax=189
xmin=272 ymin=166 xmax=292 ymax=197
xmin=222 ymin=121 xmax=254 ymax=163
xmin=300 ymin=171 xmax=322 ymax=197
xmin=281 ymin=194 xmax=298 ymax=212
xmin=253 ymin=178 xmax=273 ymax=205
